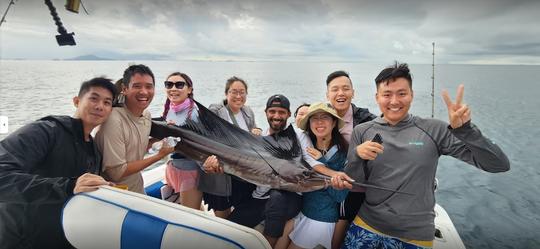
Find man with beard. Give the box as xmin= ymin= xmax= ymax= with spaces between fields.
xmin=205 ymin=94 xmax=321 ymax=247
xmin=95 ymin=64 xmax=174 ymax=194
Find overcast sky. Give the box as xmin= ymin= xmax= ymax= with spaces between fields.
xmin=1 ymin=0 xmax=539 ymax=64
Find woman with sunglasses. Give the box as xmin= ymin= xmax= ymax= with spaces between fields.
xmin=161 ymin=72 xmax=203 ymax=210
xmin=198 ymin=76 xmax=262 ymax=219
xmin=286 ymin=102 xmax=349 ymax=249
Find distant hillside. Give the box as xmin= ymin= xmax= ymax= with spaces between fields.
xmin=66 ymin=54 xmax=113 ymax=60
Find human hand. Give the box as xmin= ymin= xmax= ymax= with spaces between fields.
xmin=330 ymin=171 xmax=353 ymax=190
xmin=251 ymin=128 xmax=262 ymax=136
xmin=166 ymin=120 xmax=176 ymax=126
xmin=158 ymin=139 xmax=175 ymax=157
xmin=203 ymin=155 xmax=223 ymax=174
xmin=307 ymin=147 xmax=322 ymax=160
xmin=442 ymin=84 xmax=471 ymax=129
xmin=73 ymin=173 xmax=112 ymax=194
xmin=356 ymin=141 xmax=384 ymax=160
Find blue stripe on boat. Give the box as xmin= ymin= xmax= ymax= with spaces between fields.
xmin=77 ymin=192 xmax=246 ymax=249
xmin=145 ymin=181 xmax=165 ymax=199
xmin=121 ymin=211 xmax=166 ymax=249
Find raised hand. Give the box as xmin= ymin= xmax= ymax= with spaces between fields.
xmin=442 ymin=84 xmax=471 ymax=129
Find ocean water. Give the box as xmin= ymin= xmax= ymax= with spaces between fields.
xmin=1 ymin=60 xmax=539 ymax=248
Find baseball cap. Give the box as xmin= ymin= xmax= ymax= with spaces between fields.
xmin=265 ymin=94 xmax=290 ymax=112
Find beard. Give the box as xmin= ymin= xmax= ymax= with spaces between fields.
xmin=268 ymin=118 xmax=287 ymax=132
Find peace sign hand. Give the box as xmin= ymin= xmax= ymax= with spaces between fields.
xmin=442 ymin=84 xmax=471 ymax=129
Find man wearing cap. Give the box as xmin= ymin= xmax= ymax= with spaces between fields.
xmin=220 ymin=94 xmax=323 ymax=247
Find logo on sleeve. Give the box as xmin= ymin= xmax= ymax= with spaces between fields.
xmin=408 ymin=141 xmax=424 ymax=146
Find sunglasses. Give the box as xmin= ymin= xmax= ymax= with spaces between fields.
xmin=164 ymin=81 xmax=187 ymax=89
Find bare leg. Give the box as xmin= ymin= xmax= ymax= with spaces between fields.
xmin=332 ymin=219 xmax=349 ymax=249
xmin=180 ymin=188 xmax=203 ymax=210
xmin=274 ymin=219 xmax=294 ymax=249
xmin=264 ymin=235 xmax=278 ymax=248
xmin=286 ymin=241 xmax=304 ymax=249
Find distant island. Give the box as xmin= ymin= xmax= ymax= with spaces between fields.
xmin=65 ymin=54 xmax=113 ymax=61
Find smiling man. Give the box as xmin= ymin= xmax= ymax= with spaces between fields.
xmin=96 ymin=64 xmax=174 ymax=194
xmin=0 ymin=77 xmax=116 ymax=249
xmin=325 ymin=70 xmax=376 ymax=249
xmin=342 ymin=62 xmax=510 ymax=249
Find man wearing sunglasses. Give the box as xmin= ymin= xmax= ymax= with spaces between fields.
xmin=96 ymin=64 xmax=174 ymax=194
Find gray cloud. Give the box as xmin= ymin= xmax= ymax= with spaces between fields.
xmin=1 ymin=0 xmax=539 ymax=64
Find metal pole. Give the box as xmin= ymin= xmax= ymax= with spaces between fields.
xmin=431 ymin=42 xmax=435 ymax=118
xmin=0 ymin=0 xmax=16 ymax=28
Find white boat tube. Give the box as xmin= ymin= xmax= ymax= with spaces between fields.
xmin=62 ymin=185 xmax=271 ymax=249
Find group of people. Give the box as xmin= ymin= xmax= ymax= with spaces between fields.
xmin=0 ymin=62 xmax=509 ymax=249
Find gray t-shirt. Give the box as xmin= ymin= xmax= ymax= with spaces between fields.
xmin=345 ymin=114 xmax=510 ymax=241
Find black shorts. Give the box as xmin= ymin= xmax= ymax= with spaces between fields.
xmin=203 ymin=176 xmax=255 ymax=211
xmin=339 ymin=191 xmax=365 ymax=222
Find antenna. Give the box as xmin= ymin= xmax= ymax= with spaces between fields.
xmin=0 ymin=0 xmax=16 ymax=28
xmin=431 ymin=42 xmax=435 ymax=118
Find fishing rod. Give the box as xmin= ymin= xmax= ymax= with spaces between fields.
xmin=0 ymin=0 xmax=16 ymax=28
xmin=432 ymin=42 xmax=435 ymax=118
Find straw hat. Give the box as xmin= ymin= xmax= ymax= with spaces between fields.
xmin=297 ymin=102 xmax=345 ymax=131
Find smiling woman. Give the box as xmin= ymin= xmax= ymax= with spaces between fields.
xmin=159 ymin=72 xmax=203 ymax=211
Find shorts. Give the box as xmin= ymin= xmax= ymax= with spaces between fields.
xmin=203 ymin=177 xmax=255 ymax=211
xmin=342 ymin=216 xmax=433 ymax=249
xmin=165 ymin=162 xmax=199 ymax=193
xmin=339 ymin=191 xmax=365 ymax=222
xmin=289 ymin=213 xmax=334 ymax=249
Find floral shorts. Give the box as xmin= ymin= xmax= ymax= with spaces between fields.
xmin=342 ymin=216 xmax=433 ymax=249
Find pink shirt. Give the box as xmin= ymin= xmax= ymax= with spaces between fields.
xmin=339 ymin=105 xmax=354 ymax=143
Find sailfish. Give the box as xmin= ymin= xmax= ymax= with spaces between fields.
xmin=150 ymin=101 xmax=410 ymax=194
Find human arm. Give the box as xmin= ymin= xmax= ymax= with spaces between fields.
xmin=250 ymin=128 xmax=262 ymax=136
xmin=0 ymin=120 xmax=92 ymax=204
xmin=201 ymin=155 xmax=224 ymax=174
xmin=296 ymin=130 xmax=325 ymax=167
xmin=119 ymin=144 xmax=174 ymax=178
xmin=343 ymin=126 xmax=370 ymax=183
xmin=355 ymin=140 xmax=384 ymax=160
xmin=73 ymin=173 xmax=112 ymax=194
xmin=95 ymin=113 xmax=174 ymax=182
xmin=306 ymin=147 xmax=322 ymax=160
xmin=440 ymin=85 xmax=510 ymax=172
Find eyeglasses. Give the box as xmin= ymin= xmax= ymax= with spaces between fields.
xmin=228 ymin=90 xmax=246 ymax=96
xmin=164 ymin=81 xmax=187 ymax=89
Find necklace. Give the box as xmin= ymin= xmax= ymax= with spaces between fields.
xmin=317 ymin=147 xmax=328 ymax=156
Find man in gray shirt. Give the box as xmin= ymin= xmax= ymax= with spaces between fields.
xmin=341 ymin=62 xmax=510 ymax=248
